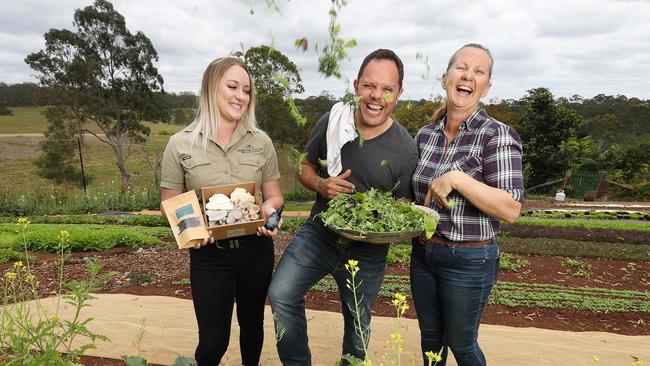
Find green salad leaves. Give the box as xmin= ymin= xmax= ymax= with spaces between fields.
xmin=320 ymin=188 xmax=438 ymax=239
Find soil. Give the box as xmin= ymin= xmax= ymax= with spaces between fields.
xmin=6 ymin=233 xmax=649 ymax=337
xmin=3 ymin=198 xmax=649 ymax=365
xmin=500 ymin=223 xmax=650 ymax=244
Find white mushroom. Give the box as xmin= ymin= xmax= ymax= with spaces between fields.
xmin=207 ymin=210 xmax=228 ymax=222
xmin=230 ymin=187 xmax=252 ymax=206
xmin=206 ymin=201 xmax=233 ymax=211
xmin=250 ymin=213 xmax=260 ymax=220
xmin=208 ymin=193 xmax=230 ymax=204
xmin=248 ymin=204 xmax=260 ymax=214
xmin=234 ymin=208 xmax=244 ymax=220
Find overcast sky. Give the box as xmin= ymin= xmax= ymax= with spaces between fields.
xmin=2 ymin=0 xmax=650 ymax=101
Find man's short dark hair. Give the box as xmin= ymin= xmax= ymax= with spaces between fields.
xmin=356 ymin=49 xmax=404 ymax=88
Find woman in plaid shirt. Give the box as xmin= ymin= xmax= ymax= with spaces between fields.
xmin=410 ymin=44 xmax=524 ymax=366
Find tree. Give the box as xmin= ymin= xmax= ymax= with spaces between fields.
xmin=519 ymin=88 xmax=582 ymax=187
xmin=25 ymin=0 xmax=163 ymax=188
xmin=33 ymin=106 xmax=83 ymax=183
xmin=0 ymin=99 xmax=11 ymax=116
xmin=237 ymin=45 xmax=305 ymax=146
xmin=238 ymin=45 xmax=304 ymax=97
xmin=294 ymin=92 xmax=337 ymax=146
xmin=393 ymin=99 xmax=440 ymax=136
xmin=0 ymin=82 xmax=41 ymax=106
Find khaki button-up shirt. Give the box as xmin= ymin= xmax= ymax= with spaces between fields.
xmin=160 ymin=122 xmax=281 ymax=198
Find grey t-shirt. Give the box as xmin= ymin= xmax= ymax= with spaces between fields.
xmin=305 ymin=112 xmax=418 ymax=225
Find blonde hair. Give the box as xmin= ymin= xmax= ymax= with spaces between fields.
xmin=190 ymin=57 xmax=258 ymax=152
xmin=431 ymin=43 xmax=493 ymax=123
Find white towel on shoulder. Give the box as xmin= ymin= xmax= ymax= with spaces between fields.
xmin=326 ymin=102 xmax=357 ymax=176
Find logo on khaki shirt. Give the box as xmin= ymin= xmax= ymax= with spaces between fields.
xmin=237 ymin=144 xmax=263 ymax=154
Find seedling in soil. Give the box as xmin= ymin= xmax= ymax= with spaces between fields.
xmin=561 ymin=258 xmax=593 ymax=278
xmin=500 ymin=253 xmax=530 ymax=272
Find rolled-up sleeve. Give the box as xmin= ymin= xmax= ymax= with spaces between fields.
xmin=483 ymin=125 xmax=525 ymax=203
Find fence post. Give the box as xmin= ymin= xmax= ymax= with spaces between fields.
xmin=77 ymin=137 xmax=87 ymax=194
xmin=597 ymin=171 xmax=609 ymax=201
xmin=562 ymin=169 xmax=572 ymax=189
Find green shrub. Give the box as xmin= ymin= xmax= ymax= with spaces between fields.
xmin=1 ymin=224 xmax=163 ymax=252
xmin=521 ymin=210 xmax=650 ymax=221
xmin=514 ymin=217 xmax=650 ymax=231
xmin=280 ymin=217 xmax=307 ymax=232
xmin=499 ymin=253 xmax=530 ymax=272
xmin=634 ymin=182 xmax=650 ymax=201
xmin=386 ymin=243 xmax=411 ymax=265
xmin=284 ymin=188 xmax=314 ymax=201
xmin=0 ymin=248 xmax=23 ymax=264
xmin=498 ymin=237 xmax=650 ymax=261
xmin=0 ymin=184 xmax=161 ymax=217
xmin=0 ymin=214 xmax=167 ymax=227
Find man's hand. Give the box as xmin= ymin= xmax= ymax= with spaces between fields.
xmin=318 ymin=169 xmax=355 ymax=199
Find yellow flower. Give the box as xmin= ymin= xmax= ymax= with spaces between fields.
xmin=392 ymin=292 xmax=406 ymax=304
xmin=13 ymin=261 xmax=23 ymax=268
xmin=16 ymin=217 xmax=30 ymax=228
xmin=425 ymin=349 xmax=443 ymax=364
xmin=345 ymin=259 xmax=360 ymax=275
xmin=25 ymin=274 xmax=36 ymax=282
xmin=632 ymin=360 xmax=643 ymax=366
xmin=59 ymin=230 xmax=70 ymax=241
xmin=592 ymin=355 xmax=600 ymax=363
xmin=4 ymin=272 xmax=17 ymax=280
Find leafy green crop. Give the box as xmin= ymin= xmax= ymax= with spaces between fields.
xmin=319 ymin=189 xmax=437 ymax=238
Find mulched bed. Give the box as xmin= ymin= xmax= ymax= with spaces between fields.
xmin=501 ymin=223 xmax=650 ymax=244
xmin=5 ymin=233 xmax=649 ymax=336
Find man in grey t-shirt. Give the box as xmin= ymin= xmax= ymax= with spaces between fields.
xmin=268 ymin=49 xmax=418 ymax=365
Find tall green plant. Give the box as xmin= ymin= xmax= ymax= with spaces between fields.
xmin=0 ymin=218 xmax=115 ymax=365
xmin=341 ymin=259 xmax=443 ymax=366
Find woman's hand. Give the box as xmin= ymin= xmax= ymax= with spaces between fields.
xmin=194 ymin=234 xmax=215 ymax=249
xmin=257 ymin=202 xmax=283 ymax=237
xmin=424 ymin=171 xmax=459 ymax=208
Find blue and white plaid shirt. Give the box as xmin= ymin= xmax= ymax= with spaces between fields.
xmin=412 ymin=109 xmax=524 ymax=241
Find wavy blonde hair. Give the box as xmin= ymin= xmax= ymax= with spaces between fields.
xmin=190 ymin=57 xmax=258 ymax=153
xmin=431 ymin=43 xmax=494 ymax=123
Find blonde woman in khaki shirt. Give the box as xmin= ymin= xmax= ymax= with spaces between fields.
xmin=160 ymin=57 xmax=284 ymax=366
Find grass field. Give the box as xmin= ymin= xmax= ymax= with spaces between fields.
xmin=0 ymin=106 xmax=302 ymax=193
xmin=0 ymin=106 xmax=184 ymax=136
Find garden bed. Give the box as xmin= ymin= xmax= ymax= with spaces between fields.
xmin=4 ymin=231 xmax=648 ymax=336
xmin=2 ymin=201 xmax=649 ymax=364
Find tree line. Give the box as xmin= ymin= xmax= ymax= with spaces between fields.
xmin=4 ymin=0 xmax=648 ymax=197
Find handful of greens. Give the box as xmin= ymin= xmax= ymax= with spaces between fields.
xmin=320 ymin=188 xmax=438 ymax=240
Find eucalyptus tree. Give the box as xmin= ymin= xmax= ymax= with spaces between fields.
xmin=25 ymin=0 xmax=163 ymax=188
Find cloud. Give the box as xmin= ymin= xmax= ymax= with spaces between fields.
xmin=1 ymin=0 xmax=650 ymax=100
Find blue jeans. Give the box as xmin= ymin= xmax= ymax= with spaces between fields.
xmin=268 ymin=219 xmax=389 ymax=365
xmin=410 ymin=238 xmax=499 ymax=366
